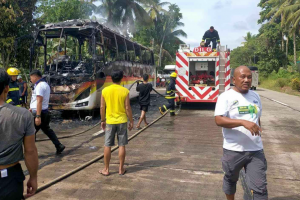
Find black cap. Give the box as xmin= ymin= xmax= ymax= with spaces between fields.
xmin=210 ymin=26 xmax=214 ymax=29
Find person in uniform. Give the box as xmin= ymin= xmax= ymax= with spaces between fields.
xmin=202 ymin=26 xmax=220 ymax=51
xmin=159 ymin=72 xmax=178 ymax=116
xmin=6 ymin=67 xmax=22 ymax=107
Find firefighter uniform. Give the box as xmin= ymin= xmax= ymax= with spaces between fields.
xmin=202 ymin=28 xmax=220 ymax=50
xmin=6 ymin=68 xmax=22 ymax=107
xmin=159 ymin=72 xmax=177 ymax=116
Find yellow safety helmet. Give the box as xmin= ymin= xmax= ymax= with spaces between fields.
xmin=7 ymin=67 xmax=20 ymax=76
xmin=170 ymin=72 xmax=177 ymax=78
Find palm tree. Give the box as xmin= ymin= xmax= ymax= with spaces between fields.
xmin=154 ymin=4 xmax=187 ymax=67
xmin=112 ymin=0 xmax=151 ymax=36
xmin=284 ymin=0 xmax=300 ymax=69
xmin=144 ymin=0 xmax=170 ymax=20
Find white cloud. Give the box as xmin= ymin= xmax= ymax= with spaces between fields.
xmin=169 ymin=0 xmax=261 ymax=49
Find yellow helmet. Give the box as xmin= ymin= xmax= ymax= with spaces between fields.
xmin=170 ymin=72 xmax=177 ymax=78
xmin=7 ymin=68 xmax=20 ymax=76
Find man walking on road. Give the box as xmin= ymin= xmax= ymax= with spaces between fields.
xmin=215 ymin=66 xmax=268 ymax=200
xmin=0 ymin=68 xmax=39 ymax=200
xmin=136 ymin=74 xmax=153 ymax=129
xmin=29 ymin=70 xmax=65 ymax=154
xmin=100 ymin=70 xmax=134 ymax=176
xmin=18 ymin=75 xmax=28 ymax=108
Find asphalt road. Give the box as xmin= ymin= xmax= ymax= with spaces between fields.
xmin=21 ymin=88 xmax=300 ymax=200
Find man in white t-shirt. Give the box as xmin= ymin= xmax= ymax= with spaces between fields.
xmin=29 ymin=70 xmax=65 ymax=154
xmin=215 ymin=66 xmax=268 ymax=200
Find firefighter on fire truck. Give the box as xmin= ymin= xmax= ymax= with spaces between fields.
xmin=159 ymin=72 xmax=178 ymax=116
xmin=201 ymin=26 xmax=220 ymax=51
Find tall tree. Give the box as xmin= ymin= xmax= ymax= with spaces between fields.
xmin=0 ymin=0 xmax=37 ymax=69
xmin=37 ymin=0 xmax=97 ymax=24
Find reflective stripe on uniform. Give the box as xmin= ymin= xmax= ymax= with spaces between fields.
xmin=16 ymin=105 xmax=21 ymax=107
xmin=165 ymin=96 xmax=176 ymax=99
xmin=6 ymin=99 xmax=13 ymax=103
xmin=170 ymin=110 xmax=175 ymax=113
xmin=9 ymin=88 xmax=19 ymax=92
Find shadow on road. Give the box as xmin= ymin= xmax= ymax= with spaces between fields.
xmin=126 ymin=158 xmax=182 ymax=174
xmin=181 ymin=102 xmax=216 ymax=111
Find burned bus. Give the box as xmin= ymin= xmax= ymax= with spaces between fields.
xmin=30 ymin=20 xmax=155 ymax=110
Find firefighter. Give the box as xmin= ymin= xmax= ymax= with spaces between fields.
xmin=159 ymin=72 xmax=177 ymax=116
xmin=6 ymin=67 xmax=22 ymax=107
xmin=202 ymin=26 xmax=220 ymax=51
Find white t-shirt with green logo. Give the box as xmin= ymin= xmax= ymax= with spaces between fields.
xmin=214 ymin=89 xmax=263 ymax=152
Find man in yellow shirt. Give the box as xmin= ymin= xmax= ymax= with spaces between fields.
xmin=100 ymin=70 xmax=134 ymax=176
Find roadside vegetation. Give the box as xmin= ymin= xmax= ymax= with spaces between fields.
xmin=231 ymin=0 xmax=300 ymax=96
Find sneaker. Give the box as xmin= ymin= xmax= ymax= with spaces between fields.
xmin=56 ymin=144 xmax=65 ymax=154
xmin=159 ymin=107 xmax=164 ymax=115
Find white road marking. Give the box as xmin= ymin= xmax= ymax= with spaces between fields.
xmin=270 ymin=99 xmax=288 ymax=106
xmin=92 ymin=130 xmax=104 ymax=136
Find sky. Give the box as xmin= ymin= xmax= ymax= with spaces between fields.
xmin=94 ymin=0 xmax=262 ymax=50
xmin=170 ymin=0 xmax=262 ymax=50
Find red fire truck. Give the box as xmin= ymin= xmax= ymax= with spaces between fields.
xmin=175 ymin=44 xmax=231 ymax=103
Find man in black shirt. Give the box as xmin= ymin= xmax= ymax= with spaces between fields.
xmin=136 ymin=74 xmax=153 ymax=129
xmin=202 ymin=26 xmax=220 ymax=51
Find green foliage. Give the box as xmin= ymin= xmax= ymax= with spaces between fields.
xmin=291 ymin=78 xmax=300 ymax=90
xmin=37 ymin=0 xmax=96 ymax=24
xmin=275 ymin=78 xmax=289 ymax=87
xmin=0 ymin=0 xmax=37 ymax=69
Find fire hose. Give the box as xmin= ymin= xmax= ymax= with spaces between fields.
xmin=28 ymin=110 xmax=169 ymax=198
xmin=129 ymin=80 xmax=182 ymax=115
xmin=36 ymin=79 xmax=181 ymax=142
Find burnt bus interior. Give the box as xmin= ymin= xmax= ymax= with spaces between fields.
xmin=30 ymin=20 xmax=155 ymax=104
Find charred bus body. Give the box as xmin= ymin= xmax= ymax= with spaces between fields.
xmin=30 ymin=20 xmax=155 ymax=110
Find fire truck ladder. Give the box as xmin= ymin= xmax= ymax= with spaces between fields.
xmin=219 ymin=46 xmax=226 ymax=94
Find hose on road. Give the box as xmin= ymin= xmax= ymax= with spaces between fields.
xmin=30 ymin=110 xmax=169 ymax=198
xmin=36 ymin=79 xmax=180 ymax=142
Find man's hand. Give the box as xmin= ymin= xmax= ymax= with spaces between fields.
xmin=24 ymin=177 xmax=37 ymax=198
xmin=128 ymin=121 xmax=133 ymax=131
xmin=101 ymin=122 xmax=106 ymax=130
xmin=35 ymin=117 xmax=41 ymax=126
xmin=29 ymin=109 xmax=32 ymax=113
xmin=242 ymin=120 xmax=262 ymax=136
xmin=22 ymin=92 xmax=25 ymax=96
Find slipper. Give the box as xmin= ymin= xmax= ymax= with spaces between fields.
xmin=99 ymin=170 xmax=110 ymax=176
xmin=119 ymin=170 xmax=127 ymax=176
xmin=136 ymin=127 xmax=142 ymax=130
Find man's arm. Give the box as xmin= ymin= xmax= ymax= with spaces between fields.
xmin=125 ymin=94 xmax=133 ymax=130
xmin=22 ymin=82 xmax=27 ymax=95
xmin=35 ymin=96 xmax=43 ymax=126
xmin=100 ymin=95 xmax=106 ymax=130
xmin=216 ymin=31 xmax=220 ymax=43
xmin=202 ymin=31 xmax=207 ymax=41
xmin=23 ymin=134 xmax=38 ymax=198
xmin=215 ymin=115 xmax=262 ymax=136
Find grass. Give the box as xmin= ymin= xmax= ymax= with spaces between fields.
xmin=260 ymin=78 xmax=300 ymax=97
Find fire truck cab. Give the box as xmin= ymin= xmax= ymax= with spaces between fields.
xmin=175 ymin=44 xmax=231 ymax=103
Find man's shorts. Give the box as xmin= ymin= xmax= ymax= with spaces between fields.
xmin=140 ymin=105 xmax=148 ymax=112
xmin=0 ymin=163 xmax=25 ymax=200
xmin=222 ymin=149 xmax=268 ymax=199
xmin=105 ymin=123 xmax=128 ymax=147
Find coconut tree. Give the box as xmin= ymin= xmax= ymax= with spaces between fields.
xmin=154 ymin=4 xmax=187 ymax=67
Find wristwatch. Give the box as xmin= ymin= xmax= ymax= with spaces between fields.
xmin=101 ymin=120 xmax=106 ymax=122
xmin=36 ymin=115 xmax=41 ymax=118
